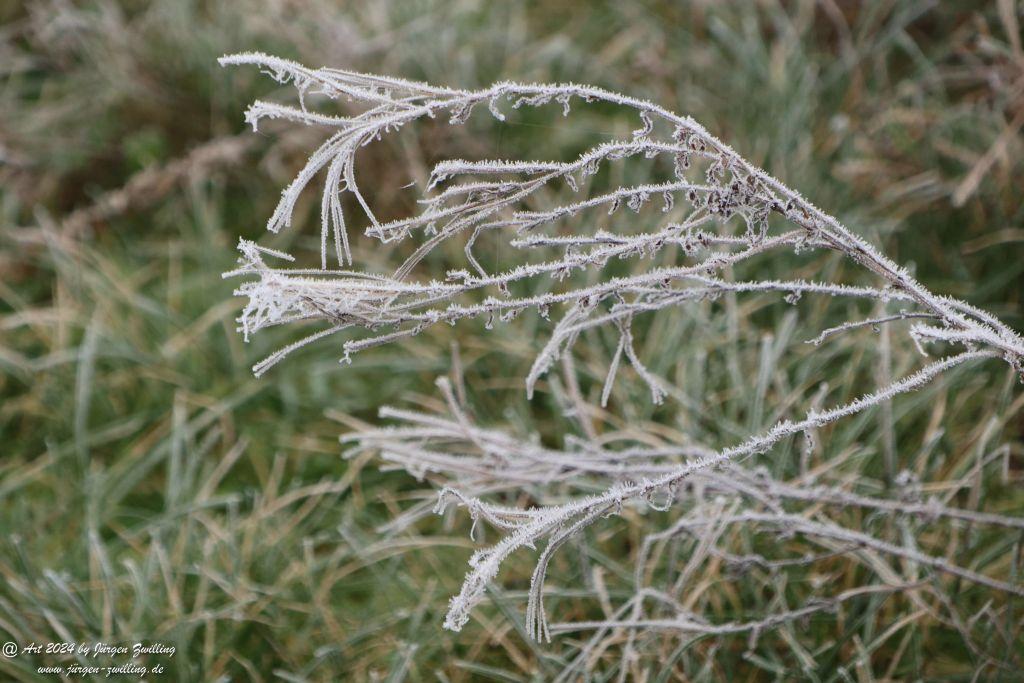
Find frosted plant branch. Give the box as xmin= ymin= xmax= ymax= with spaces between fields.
xmin=431 ymin=350 xmax=1001 ymax=638
xmin=220 ymin=53 xmax=1024 ymax=643
xmin=347 ymin=403 xmax=1024 ymax=530
xmin=219 ymin=52 xmax=1023 ymax=369
xmin=548 ymin=582 xmax=922 ymax=636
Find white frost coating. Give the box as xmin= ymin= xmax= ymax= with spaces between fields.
xmin=221 ymin=54 xmax=1024 ymax=641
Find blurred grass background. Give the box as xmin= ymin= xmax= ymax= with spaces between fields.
xmin=1 ymin=1 xmax=1023 ymax=680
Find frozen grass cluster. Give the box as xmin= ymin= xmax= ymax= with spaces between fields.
xmin=220 ymin=52 xmax=1024 ymax=657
